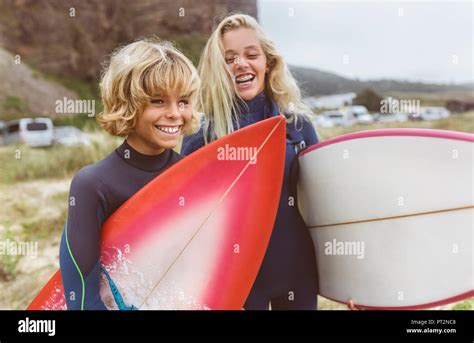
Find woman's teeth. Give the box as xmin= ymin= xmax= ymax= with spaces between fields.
xmin=236 ymin=74 xmax=255 ymax=85
xmin=155 ymin=125 xmax=180 ymax=134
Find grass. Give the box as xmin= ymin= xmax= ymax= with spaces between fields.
xmin=0 ymin=130 xmax=119 ymax=287
xmin=1 ymin=96 xmax=30 ymax=120
xmin=451 ymin=298 xmax=474 ymax=310
xmin=52 ymin=114 xmax=102 ymax=132
xmin=0 ymin=179 xmax=69 ymax=284
xmin=0 ymin=227 xmax=23 ymax=281
xmin=0 ymin=133 xmax=121 ymax=184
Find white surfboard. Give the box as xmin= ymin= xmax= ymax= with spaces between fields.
xmin=297 ymin=128 xmax=474 ymax=309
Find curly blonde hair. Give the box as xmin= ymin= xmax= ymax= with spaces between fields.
xmin=97 ymin=37 xmax=201 ymax=137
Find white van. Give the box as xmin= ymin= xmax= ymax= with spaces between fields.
xmin=4 ymin=118 xmax=54 ymax=147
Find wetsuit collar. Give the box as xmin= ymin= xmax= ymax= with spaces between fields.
xmin=234 ymin=91 xmax=279 ymax=129
xmin=116 ymin=140 xmax=173 ymax=173
xmin=240 ymin=91 xmax=268 ymax=115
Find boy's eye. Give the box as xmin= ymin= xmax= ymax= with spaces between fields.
xmin=178 ymin=99 xmax=189 ymax=108
xmin=151 ymin=99 xmax=164 ymax=105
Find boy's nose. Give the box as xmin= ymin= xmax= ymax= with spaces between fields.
xmin=166 ymin=103 xmax=181 ymax=118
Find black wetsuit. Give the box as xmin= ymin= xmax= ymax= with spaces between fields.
xmin=59 ymin=141 xmax=182 ymax=310
xmin=181 ymin=92 xmax=319 ymax=310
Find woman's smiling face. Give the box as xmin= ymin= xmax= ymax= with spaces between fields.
xmin=223 ymin=28 xmax=268 ymax=101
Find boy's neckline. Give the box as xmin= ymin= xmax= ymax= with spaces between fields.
xmin=116 ymin=140 xmax=172 ymax=172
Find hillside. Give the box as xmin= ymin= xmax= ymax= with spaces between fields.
xmin=0 ymin=48 xmax=78 ymax=120
xmin=290 ymin=65 xmax=474 ymax=97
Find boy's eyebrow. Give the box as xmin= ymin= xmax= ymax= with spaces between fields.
xmin=150 ymin=93 xmax=167 ymax=98
xmin=150 ymin=92 xmax=193 ymax=99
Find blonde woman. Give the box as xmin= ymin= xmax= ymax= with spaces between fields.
xmin=59 ymin=38 xmax=200 ymax=310
xmin=182 ymin=14 xmax=319 ymax=310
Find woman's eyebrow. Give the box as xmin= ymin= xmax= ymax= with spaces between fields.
xmin=244 ymin=45 xmax=260 ymax=51
xmin=224 ymin=45 xmax=260 ymax=55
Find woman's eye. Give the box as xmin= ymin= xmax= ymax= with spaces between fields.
xmin=225 ymin=57 xmax=234 ymax=64
xmin=247 ymin=54 xmax=259 ymax=59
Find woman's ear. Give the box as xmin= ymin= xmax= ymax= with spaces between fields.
xmin=182 ymin=109 xmax=202 ymax=136
xmin=266 ymin=57 xmax=276 ymax=72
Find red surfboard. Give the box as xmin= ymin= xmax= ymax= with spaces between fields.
xmin=28 ymin=116 xmax=286 ymax=310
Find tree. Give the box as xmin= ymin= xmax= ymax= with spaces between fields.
xmin=353 ymin=88 xmax=383 ymax=112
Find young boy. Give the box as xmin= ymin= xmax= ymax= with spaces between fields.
xmin=60 ymin=38 xmax=200 ymax=310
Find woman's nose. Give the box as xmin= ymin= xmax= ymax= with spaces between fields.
xmin=235 ymin=55 xmax=249 ymax=69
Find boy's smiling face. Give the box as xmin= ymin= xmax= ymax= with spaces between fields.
xmin=127 ymin=93 xmax=192 ymax=155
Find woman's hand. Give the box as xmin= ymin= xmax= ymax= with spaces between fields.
xmin=347 ymin=299 xmax=360 ymax=310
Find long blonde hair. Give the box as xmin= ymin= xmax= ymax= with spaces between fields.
xmin=198 ymin=13 xmax=313 ymax=142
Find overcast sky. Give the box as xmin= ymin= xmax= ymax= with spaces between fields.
xmin=258 ymin=0 xmax=473 ymax=84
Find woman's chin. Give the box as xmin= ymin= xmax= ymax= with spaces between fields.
xmin=236 ymin=84 xmax=264 ymax=101
xmin=238 ymin=89 xmax=259 ymax=101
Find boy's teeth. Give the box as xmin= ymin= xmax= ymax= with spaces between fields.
xmin=156 ymin=126 xmax=180 ymax=133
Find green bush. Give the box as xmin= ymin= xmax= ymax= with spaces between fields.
xmin=1 ymin=96 xmax=30 ymax=120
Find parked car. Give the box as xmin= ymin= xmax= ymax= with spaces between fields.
xmin=54 ymin=126 xmax=91 ymax=146
xmin=3 ymin=117 xmax=54 ymax=147
xmin=315 ymin=111 xmax=356 ymax=127
xmin=0 ymin=121 xmax=5 ymax=145
xmin=374 ymin=113 xmax=408 ymax=123
xmin=419 ymin=107 xmax=451 ymax=121
xmin=314 ymin=113 xmax=335 ymax=128
xmin=343 ymin=106 xmax=374 ymax=124
xmin=408 ymin=112 xmax=423 ymax=121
